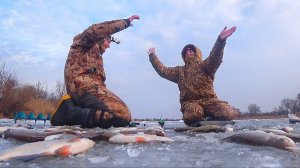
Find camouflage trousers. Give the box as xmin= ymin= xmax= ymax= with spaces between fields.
xmin=87 ymin=87 xmax=131 ymax=128
xmin=180 ymin=98 xmax=238 ymax=126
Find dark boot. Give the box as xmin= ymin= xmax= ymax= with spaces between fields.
xmin=94 ymin=110 xmax=130 ymax=128
xmin=71 ymin=92 xmax=124 ymax=128
xmin=51 ymin=95 xmax=96 ymax=128
xmin=111 ymin=117 xmax=130 ymax=127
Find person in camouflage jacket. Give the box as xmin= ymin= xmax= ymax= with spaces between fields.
xmin=148 ymin=26 xmax=238 ymax=126
xmin=52 ymin=15 xmax=140 ymax=128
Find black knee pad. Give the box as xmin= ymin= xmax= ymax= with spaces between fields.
xmin=51 ymin=96 xmax=94 ymax=128
xmin=111 ymin=117 xmax=130 ymax=127
xmin=98 ymin=120 xmax=113 ymax=129
xmin=71 ymin=92 xmax=109 ymax=110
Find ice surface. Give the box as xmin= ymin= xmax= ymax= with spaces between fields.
xmin=127 ymin=148 xmax=141 ymax=157
xmin=88 ymin=156 xmax=109 ymax=164
xmin=1 ymin=119 xmax=300 ymax=167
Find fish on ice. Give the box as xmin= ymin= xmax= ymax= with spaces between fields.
xmin=0 ymin=138 xmax=95 ymax=162
xmin=109 ymin=134 xmax=174 ymax=144
xmin=223 ymin=130 xmax=298 ymax=153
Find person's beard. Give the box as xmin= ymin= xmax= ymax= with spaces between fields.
xmin=184 ymin=55 xmax=196 ymax=66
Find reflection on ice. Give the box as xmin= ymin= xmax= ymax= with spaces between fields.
xmin=172 ymin=135 xmax=189 ymax=142
xmin=251 ymin=153 xmax=283 ymax=168
xmin=194 ymin=133 xmax=221 ymax=143
xmin=113 ymin=158 xmax=126 ymax=166
xmin=114 ymin=144 xmax=126 ymax=151
xmin=0 ymin=162 xmax=10 ymax=167
xmin=127 ymin=148 xmax=141 ymax=157
xmin=88 ymin=156 xmax=109 ymax=163
xmin=27 ymin=163 xmax=40 ymax=168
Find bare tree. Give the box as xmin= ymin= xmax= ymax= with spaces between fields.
xmin=0 ymin=59 xmax=68 ymax=118
xmin=296 ymin=93 xmax=300 ymax=113
xmin=281 ymin=98 xmax=298 ymax=114
xmin=248 ymin=104 xmax=261 ymax=115
xmin=35 ymin=81 xmax=48 ymax=99
xmin=48 ymin=80 xmax=66 ymax=106
xmin=0 ymin=60 xmax=18 ymax=117
xmin=55 ymin=80 xmax=66 ymax=99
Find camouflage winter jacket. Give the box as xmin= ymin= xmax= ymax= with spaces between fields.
xmin=149 ymin=37 xmax=226 ymax=103
xmin=65 ymin=19 xmax=130 ymax=95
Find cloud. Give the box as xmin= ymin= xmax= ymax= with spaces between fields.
xmin=7 ymin=52 xmax=39 ymax=64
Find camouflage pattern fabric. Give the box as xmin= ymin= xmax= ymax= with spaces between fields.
xmin=64 ymin=19 xmax=131 ymax=126
xmin=149 ymin=37 xmax=238 ymax=126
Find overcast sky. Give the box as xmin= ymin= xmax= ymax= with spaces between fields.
xmin=1 ymin=0 xmax=300 ymax=119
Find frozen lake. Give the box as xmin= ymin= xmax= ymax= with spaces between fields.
xmin=0 ymin=118 xmax=300 ymax=167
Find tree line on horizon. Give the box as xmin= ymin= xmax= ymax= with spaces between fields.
xmin=0 ymin=60 xmax=65 ymax=118
xmin=0 ymin=59 xmax=299 ymax=119
xmin=232 ymin=94 xmax=300 ymax=118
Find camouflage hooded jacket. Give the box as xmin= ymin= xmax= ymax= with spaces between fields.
xmin=149 ymin=37 xmax=226 ymax=103
xmin=65 ymin=19 xmax=130 ymax=95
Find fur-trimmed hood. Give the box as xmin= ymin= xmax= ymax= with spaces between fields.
xmin=181 ymin=44 xmax=203 ymax=62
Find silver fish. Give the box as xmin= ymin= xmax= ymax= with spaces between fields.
xmin=188 ymin=125 xmax=228 ymax=133
xmin=191 ymin=120 xmax=235 ymax=127
xmin=44 ymin=133 xmax=80 ymax=141
xmin=259 ymin=128 xmax=287 ymax=134
xmin=0 ymin=126 xmax=29 ymax=135
xmin=109 ymin=134 xmax=174 ymax=144
xmin=259 ymin=128 xmax=300 ymax=142
xmin=0 ymin=138 xmax=95 ymax=162
xmin=288 ymin=113 xmax=300 ymax=124
xmin=282 ymin=126 xmax=294 ymax=133
xmin=108 ymin=126 xmax=166 ymax=136
xmin=223 ymin=131 xmax=297 ymax=152
xmin=3 ymin=128 xmax=68 ymax=142
xmin=174 ymin=126 xmax=197 ymax=132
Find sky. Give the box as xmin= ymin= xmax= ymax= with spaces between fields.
xmin=1 ymin=0 xmax=300 ymax=119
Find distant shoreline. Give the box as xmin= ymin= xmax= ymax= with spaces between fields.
xmin=132 ymin=114 xmax=291 ymax=121
xmin=1 ymin=114 xmax=295 ymax=122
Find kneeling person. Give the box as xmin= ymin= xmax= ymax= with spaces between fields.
xmin=148 ymin=26 xmax=238 ymax=126
xmin=51 ymin=15 xmax=140 ymax=128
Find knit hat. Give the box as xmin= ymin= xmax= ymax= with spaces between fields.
xmin=181 ymin=44 xmax=203 ymax=62
xmin=181 ymin=44 xmax=196 ymax=57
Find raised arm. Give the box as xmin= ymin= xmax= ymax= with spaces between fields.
xmin=148 ymin=47 xmax=179 ymax=83
xmin=204 ymin=26 xmax=236 ymax=75
xmin=72 ymin=15 xmax=140 ymax=49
